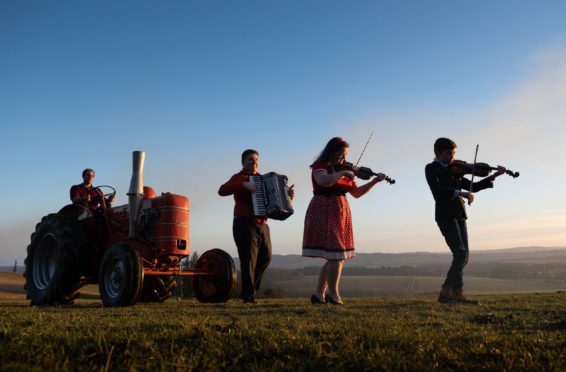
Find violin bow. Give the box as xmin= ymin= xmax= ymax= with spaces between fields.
xmin=468 ymin=144 xmax=479 ymax=205
xmin=355 ymin=131 xmax=374 ymax=167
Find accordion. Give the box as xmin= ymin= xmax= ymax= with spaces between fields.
xmin=249 ymin=172 xmax=294 ymax=221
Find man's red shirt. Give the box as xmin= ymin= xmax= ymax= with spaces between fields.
xmin=218 ymin=171 xmax=267 ymax=224
xmin=70 ymin=183 xmax=102 ymax=212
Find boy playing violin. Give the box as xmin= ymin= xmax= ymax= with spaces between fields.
xmin=425 ymin=138 xmax=506 ymax=304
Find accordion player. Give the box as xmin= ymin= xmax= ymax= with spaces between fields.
xmin=249 ymin=172 xmax=294 ymax=220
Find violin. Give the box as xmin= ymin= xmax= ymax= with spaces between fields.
xmin=448 ymin=160 xmax=520 ymax=178
xmin=340 ymin=162 xmax=396 ymax=184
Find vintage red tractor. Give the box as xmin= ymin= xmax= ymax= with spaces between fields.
xmin=24 ymin=151 xmax=236 ymax=306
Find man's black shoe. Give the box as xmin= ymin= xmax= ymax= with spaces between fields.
xmin=437 ymin=285 xmax=452 ymax=304
xmin=452 ymin=289 xmax=480 ymax=305
xmin=242 ymin=296 xmax=257 ymax=304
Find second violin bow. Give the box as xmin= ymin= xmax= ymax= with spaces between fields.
xmin=468 ymin=144 xmax=479 ymax=205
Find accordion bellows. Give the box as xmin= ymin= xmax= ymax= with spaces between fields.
xmin=250 ymin=172 xmax=294 ymax=220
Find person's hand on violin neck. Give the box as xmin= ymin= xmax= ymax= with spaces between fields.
xmin=369 ymin=173 xmax=386 ymax=185
xmin=492 ymin=165 xmax=507 ymax=179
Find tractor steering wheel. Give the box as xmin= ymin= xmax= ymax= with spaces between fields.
xmin=96 ymin=185 xmax=116 ymax=200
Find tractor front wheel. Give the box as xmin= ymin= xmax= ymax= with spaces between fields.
xmin=193 ymin=249 xmax=236 ymax=303
xmin=98 ymin=244 xmax=144 ymax=307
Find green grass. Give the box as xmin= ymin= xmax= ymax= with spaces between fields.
xmin=2 ymin=293 xmax=566 ymax=371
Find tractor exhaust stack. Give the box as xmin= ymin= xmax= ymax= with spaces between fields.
xmin=127 ymin=151 xmax=145 ymax=239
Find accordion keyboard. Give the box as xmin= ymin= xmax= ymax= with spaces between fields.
xmin=249 ymin=173 xmax=294 ymax=220
xmin=250 ymin=175 xmax=267 ymax=216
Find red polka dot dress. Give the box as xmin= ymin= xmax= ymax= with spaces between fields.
xmin=302 ymin=162 xmax=356 ymax=260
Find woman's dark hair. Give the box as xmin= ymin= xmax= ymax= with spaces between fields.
xmin=434 ymin=137 xmax=457 ymax=153
xmin=241 ymin=149 xmax=259 ymax=165
xmin=311 ymin=137 xmax=349 ymax=168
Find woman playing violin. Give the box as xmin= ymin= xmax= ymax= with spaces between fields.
xmin=425 ymin=137 xmax=507 ymax=305
xmin=302 ymin=137 xmax=386 ymax=305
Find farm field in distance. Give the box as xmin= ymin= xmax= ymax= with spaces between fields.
xmin=270 ymin=275 xmax=566 ymax=297
xmin=3 ymin=270 xmax=565 ymax=299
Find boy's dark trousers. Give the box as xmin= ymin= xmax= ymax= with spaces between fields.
xmin=437 ymin=218 xmax=469 ymax=290
xmin=232 ymin=217 xmax=272 ymax=299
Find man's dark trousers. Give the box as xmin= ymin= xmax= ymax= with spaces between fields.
xmin=233 ymin=217 xmax=272 ymax=299
xmin=437 ymin=218 xmax=469 ymax=290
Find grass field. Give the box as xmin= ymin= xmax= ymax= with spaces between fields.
xmin=2 ymin=292 xmax=566 ymax=370
xmin=269 ymin=275 xmax=566 ymax=297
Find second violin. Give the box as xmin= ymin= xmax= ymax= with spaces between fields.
xmin=448 ymin=160 xmax=520 ymax=179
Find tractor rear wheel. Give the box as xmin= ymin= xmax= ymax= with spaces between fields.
xmin=193 ymin=249 xmax=236 ymax=303
xmin=24 ymin=214 xmax=88 ymax=306
xmin=98 ymin=244 xmax=144 ymax=307
xmin=139 ymin=276 xmax=176 ymax=302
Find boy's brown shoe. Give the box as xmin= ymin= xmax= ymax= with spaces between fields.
xmin=437 ymin=286 xmax=452 ymax=304
xmin=452 ymin=288 xmax=480 ymax=305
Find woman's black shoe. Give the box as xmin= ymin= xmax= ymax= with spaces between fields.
xmin=310 ymin=294 xmax=326 ymax=304
xmin=325 ymin=293 xmax=343 ymax=305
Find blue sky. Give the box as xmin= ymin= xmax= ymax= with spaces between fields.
xmin=1 ymin=1 xmax=565 ymax=265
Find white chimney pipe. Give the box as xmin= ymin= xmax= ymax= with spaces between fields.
xmin=127 ymin=151 xmax=145 ymax=239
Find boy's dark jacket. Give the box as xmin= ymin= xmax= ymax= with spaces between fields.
xmin=425 ymin=161 xmax=493 ymax=221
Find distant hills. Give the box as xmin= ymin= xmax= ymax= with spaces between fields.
xmin=234 ymin=246 xmax=566 ymax=269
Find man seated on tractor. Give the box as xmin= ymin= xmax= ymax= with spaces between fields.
xmin=70 ymin=168 xmax=115 ymax=213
